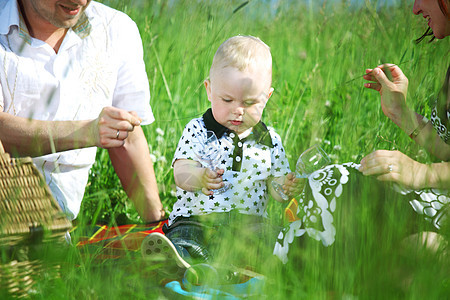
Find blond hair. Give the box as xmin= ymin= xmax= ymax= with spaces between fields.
xmin=210 ymin=35 xmax=272 ymax=78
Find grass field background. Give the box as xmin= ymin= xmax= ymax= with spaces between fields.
xmin=81 ymin=0 xmax=449 ymax=224
xmin=5 ymin=0 xmax=450 ymax=299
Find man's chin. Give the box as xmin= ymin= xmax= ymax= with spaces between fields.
xmin=51 ymin=17 xmax=80 ymax=29
xmin=53 ymin=8 xmax=86 ymax=28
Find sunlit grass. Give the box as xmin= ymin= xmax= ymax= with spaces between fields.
xmin=3 ymin=0 xmax=449 ymax=299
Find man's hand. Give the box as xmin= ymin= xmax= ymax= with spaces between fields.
xmin=92 ymin=107 xmax=142 ymax=148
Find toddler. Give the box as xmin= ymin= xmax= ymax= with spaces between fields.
xmin=145 ymin=35 xmax=301 ymax=273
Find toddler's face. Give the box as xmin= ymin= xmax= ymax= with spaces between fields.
xmin=205 ymin=66 xmax=273 ymax=135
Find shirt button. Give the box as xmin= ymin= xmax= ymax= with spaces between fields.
xmin=236 ymin=156 xmax=241 ymax=162
xmin=229 ymin=133 xmax=235 ymax=138
xmin=237 ymin=142 xmax=243 ymax=147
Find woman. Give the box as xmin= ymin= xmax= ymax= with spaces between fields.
xmin=274 ymin=0 xmax=449 ymax=264
xmin=361 ymin=0 xmax=449 ymax=227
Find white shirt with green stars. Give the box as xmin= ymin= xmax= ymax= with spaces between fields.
xmin=168 ymin=109 xmax=291 ymax=226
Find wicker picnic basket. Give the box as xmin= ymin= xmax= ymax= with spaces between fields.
xmin=0 ymin=140 xmax=72 ymax=298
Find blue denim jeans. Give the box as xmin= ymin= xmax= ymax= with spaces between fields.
xmin=163 ymin=211 xmax=278 ymax=266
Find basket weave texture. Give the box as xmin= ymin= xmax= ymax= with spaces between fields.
xmin=0 ymin=140 xmax=72 ymax=297
xmin=0 ymin=141 xmax=72 ymax=246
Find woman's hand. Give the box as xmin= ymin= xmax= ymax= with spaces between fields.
xmin=359 ymin=150 xmax=429 ymax=189
xmin=363 ymin=64 xmax=412 ymax=127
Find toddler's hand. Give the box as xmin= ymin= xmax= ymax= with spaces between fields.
xmin=201 ymin=168 xmax=225 ymax=196
xmin=283 ymin=172 xmax=306 ymax=198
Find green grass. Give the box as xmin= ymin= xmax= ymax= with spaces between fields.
xmin=3 ymin=0 xmax=450 ymax=299
xmin=82 ymin=0 xmax=450 ymax=223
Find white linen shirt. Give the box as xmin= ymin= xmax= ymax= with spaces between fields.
xmin=0 ymin=0 xmax=154 ymax=219
xmin=168 ymin=109 xmax=291 ymax=226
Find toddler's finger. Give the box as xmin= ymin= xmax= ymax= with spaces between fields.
xmin=205 ymin=168 xmax=220 ymax=179
xmin=209 ymin=181 xmax=225 ymax=192
xmin=287 ymin=172 xmax=297 ymax=181
xmin=201 ymin=187 xmax=212 ymax=196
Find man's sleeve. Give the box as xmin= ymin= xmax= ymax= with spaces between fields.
xmin=112 ymin=15 xmax=154 ymax=125
xmin=0 ymin=80 xmax=4 ymax=110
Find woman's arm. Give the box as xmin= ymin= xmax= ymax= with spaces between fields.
xmin=360 ymin=150 xmax=450 ymax=190
xmin=363 ymin=64 xmax=449 ymax=161
xmin=410 ymin=119 xmax=450 ymax=161
xmin=427 ymin=161 xmax=450 ymax=189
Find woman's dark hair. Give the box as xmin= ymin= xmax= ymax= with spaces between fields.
xmin=415 ymin=0 xmax=449 ymax=43
xmin=415 ymin=27 xmax=435 ymax=43
xmin=438 ymin=0 xmax=449 ymax=18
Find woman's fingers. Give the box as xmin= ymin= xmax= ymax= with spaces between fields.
xmin=364 ymin=64 xmax=406 ymax=90
xmin=359 ymin=150 xmax=425 ymax=189
xmin=359 ymin=150 xmax=398 ymax=174
xmin=363 ymin=67 xmax=388 ymax=91
xmin=364 ymin=82 xmax=381 ymax=91
xmin=359 ymin=162 xmax=394 ymax=176
xmin=376 ymin=172 xmax=400 ymax=183
xmin=387 ymin=64 xmax=406 ymax=81
xmin=371 ymin=67 xmax=392 ymax=87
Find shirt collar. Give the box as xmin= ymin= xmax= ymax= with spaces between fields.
xmin=0 ymin=0 xmax=91 ymax=40
xmin=202 ymin=108 xmax=273 ymax=147
xmin=0 ymin=0 xmax=20 ymax=35
xmin=72 ymin=10 xmax=91 ymax=39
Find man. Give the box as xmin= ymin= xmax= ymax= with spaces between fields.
xmin=0 ymin=0 xmax=164 ymax=222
